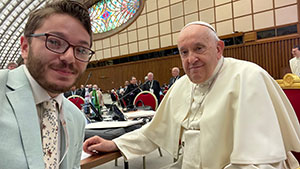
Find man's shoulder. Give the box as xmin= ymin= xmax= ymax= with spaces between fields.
xmin=224 ymin=57 xmax=265 ymax=73
xmin=290 ymin=57 xmax=297 ymax=63
xmin=223 ymin=57 xmax=272 ymax=83
xmin=0 ymin=69 xmax=9 ymax=83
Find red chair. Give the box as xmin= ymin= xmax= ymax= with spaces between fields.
xmin=133 ymin=91 xmax=162 ymax=167
xmin=67 ymin=95 xmax=85 ymax=110
xmin=133 ymin=91 xmax=158 ymax=111
xmin=283 ymin=89 xmax=300 ymax=161
xmin=277 ymin=73 xmax=300 ymax=162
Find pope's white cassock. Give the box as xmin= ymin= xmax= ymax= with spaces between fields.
xmin=113 ymin=57 xmax=300 ymax=169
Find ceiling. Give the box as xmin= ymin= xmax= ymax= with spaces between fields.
xmin=0 ymin=0 xmax=47 ymax=69
xmin=0 ymin=0 xmax=140 ymax=69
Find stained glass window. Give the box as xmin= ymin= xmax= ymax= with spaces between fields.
xmin=89 ymin=0 xmax=141 ymax=34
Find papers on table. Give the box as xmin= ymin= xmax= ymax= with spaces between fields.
xmin=81 ymin=151 xmax=91 ymax=160
xmin=124 ymin=110 xmax=155 ymax=119
xmin=85 ymin=119 xmax=144 ymax=129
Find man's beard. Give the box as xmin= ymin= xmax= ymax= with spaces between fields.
xmin=26 ymin=49 xmax=84 ymax=94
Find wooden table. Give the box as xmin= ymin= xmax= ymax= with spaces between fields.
xmin=80 ymin=151 xmax=125 ymax=169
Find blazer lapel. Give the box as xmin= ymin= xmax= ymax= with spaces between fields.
xmin=6 ymin=66 xmax=44 ymax=169
xmin=59 ymin=102 xmax=73 ymax=169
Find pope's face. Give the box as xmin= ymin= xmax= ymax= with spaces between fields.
xmin=21 ymin=14 xmax=91 ymax=97
xmin=177 ymin=25 xmax=224 ymax=84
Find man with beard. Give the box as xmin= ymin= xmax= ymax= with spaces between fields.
xmin=0 ymin=1 xmax=94 ymax=169
xmin=83 ymin=21 xmax=300 ymax=169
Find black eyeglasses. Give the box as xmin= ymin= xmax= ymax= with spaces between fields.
xmin=27 ymin=33 xmax=95 ymax=62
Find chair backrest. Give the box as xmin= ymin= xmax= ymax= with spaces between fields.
xmin=283 ymin=89 xmax=300 ymax=123
xmin=67 ymin=95 xmax=85 ymax=110
xmin=133 ymin=91 xmax=158 ymax=110
xmin=283 ymin=89 xmax=300 ymax=162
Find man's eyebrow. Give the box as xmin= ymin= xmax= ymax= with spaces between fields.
xmin=78 ymin=40 xmax=90 ymax=47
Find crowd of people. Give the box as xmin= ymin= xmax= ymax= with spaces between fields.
xmin=109 ymin=69 xmax=181 ymax=110
xmin=62 ymin=67 xmax=181 ymax=114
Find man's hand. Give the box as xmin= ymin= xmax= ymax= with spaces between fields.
xmin=83 ymin=136 xmax=118 ymax=155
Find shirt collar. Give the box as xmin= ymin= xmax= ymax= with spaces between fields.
xmin=23 ymin=66 xmax=63 ymax=110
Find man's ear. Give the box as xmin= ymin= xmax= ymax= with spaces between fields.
xmin=20 ymin=36 xmax=29 ymax=63
xmin=216 ymin=40 xmax=225 ymax=59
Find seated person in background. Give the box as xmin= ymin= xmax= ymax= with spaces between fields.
xmin=290 ymin=46 xmax=300 ymax=76
xmin=168 ymin=67 xmax=181 ymax=88
xmin=77 ymin=84 xmax=86 ymax=98
xmin=0 ymin=1 xmax=93 ymax=168
xmin=142 ymin=72 xmax=161 ymax=104
xmin=86 ymin=84 xmax=93 ymax=92
xmin=124 ymin=76 xmax=141 ymax=107
xmin=119 ymin=87 xmax=125 ymax=96
xmin=83 ymin=21 xmax=300 ymax=169
xmin=64 ymin=85 xmax=80 ymax=98
xmin=110 ymin=89 xmax=118 ymax=102
xmin=124 ymin=80 xmax=130 ymax=91
xmin=6 ymin=61 xmax=18 ymax=70
xmin=90 ymin=84 xmax=104 ymax=114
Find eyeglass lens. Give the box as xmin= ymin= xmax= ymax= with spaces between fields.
xmin=46 ymin=35 xmax=91 ymax=61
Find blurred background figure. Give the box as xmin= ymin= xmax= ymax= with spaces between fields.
xmin=77 ymin=84 xmax=86 ymax=98
xmin=90 ymin=84 xmax=104 ymax=114
xmin=124 ymin=76 xmax=141 ymax=107
xmin=143 ymin=72 xmax=161 ymax=104
xmin=64 ymin=85 xmax=79 ymax=98
xmin=168 ymin=67 xmax=180 ymax=88
xmin=290 ymin=46 xmax=300 ymax=77
xmin=6 ymin=62 xmax=18 ymax=70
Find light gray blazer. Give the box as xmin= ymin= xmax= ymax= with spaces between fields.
xmin=0 ymin=66 xmax=86 ymax=169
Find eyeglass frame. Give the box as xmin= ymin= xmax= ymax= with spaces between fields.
xmin=26 ymin=33 xmax=95 ymax=62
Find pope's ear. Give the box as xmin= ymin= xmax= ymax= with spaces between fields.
xmin=20 ymin=36 xmax=29 ymax=63
xmin=216 ymin=40 xmax=224 ymax=59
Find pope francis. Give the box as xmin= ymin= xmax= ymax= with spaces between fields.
xmin=83 ymin=21 xmax=300 ymax=169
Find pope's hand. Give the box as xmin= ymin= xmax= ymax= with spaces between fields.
xmin=83 ymin=136 xmax=118 ymax=155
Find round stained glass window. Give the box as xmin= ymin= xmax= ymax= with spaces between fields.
xmin=89 ymin=0 xmax=144 ymax=40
